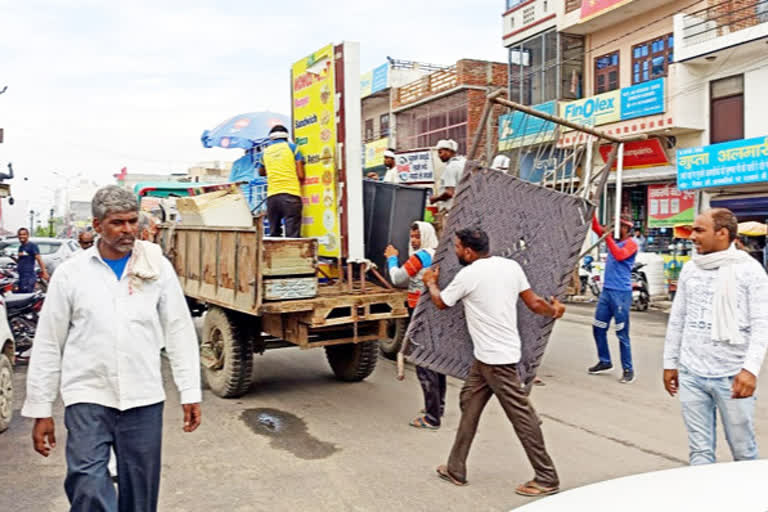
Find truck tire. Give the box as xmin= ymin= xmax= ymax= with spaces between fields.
xmin=201 ymin=307 xmax=253 ymax=398
xmin=0 ymin=354 xmax=13 ymax=433
xmin=380 ymin=318 xmax=407 ymax=360
xmin=325 ymin=341 xmax=379 ymax=382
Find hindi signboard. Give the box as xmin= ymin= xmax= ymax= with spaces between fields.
xmin=677 ymin=135 xmax=768 ymax=191
xmin=647 ymin=184 xmax=695 ymax=228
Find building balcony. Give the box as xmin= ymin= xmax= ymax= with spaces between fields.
xmin=674 ymin=0 xmax=768 ymax=62
xmin=559 ymin=0 xmax=678 ymax=35
xmin=391 ymin=67 xmax=457 ymax=110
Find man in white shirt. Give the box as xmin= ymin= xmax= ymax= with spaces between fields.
xmin=423 ymin=227 xmax=564 ymax=497
xmin=428 ymin=139 xmax=466 ymax=235
xmin=22 ymin=185 xmax=202 ymax=512
xmin=382 ymin=149 xmax=400 ymax=184
xmin=663 ymin=208 xmax=768 ymax=465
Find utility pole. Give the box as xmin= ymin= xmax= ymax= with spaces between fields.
xmin=29 ymin=209 xmax=34 ymax=232
xmin=49 ymin=208 xmax=55 ymax=237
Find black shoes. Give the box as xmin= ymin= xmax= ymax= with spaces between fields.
xmin=619 ymin=370 xmax=636 ymax=384
xmin=588 ymin=362 xmax=613 ymax=374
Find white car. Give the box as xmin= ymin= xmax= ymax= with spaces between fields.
xmin=0 ymin=297 xmax=16 ymax=433
xmin=0 ymin=237 xmax=80 ymax=274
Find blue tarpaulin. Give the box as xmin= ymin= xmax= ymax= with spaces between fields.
xmin=201 ymin=111 xmax=289 ymax=150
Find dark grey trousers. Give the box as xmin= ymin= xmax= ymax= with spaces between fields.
xmin=267 ymin=193 xmax=303 ymax=238
xmin=64 ymin=402 xmax=164 ymax=512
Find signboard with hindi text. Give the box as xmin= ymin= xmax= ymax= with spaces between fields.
xmin=395 ymin=150 xmax=435 ymax=183
xmin=647 ymin=184 xmax=695 ymax=228
xmin=364 ymin=138 xmax=389 ymax=169
xmin=291 ymin=44 xmax=341 ymax=257
xmin=677 ymin=135 xmax=768 ymax=191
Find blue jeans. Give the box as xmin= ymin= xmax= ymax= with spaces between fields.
xmin=64 ymin=402 xmax=164 ymax=512
xmin=592 ymin=289 xmax=633 ymax=371
xmin=679 ymin=367 xmax=758 ymax=465
xmin=18 ymin=271 xmax=36 ymax=293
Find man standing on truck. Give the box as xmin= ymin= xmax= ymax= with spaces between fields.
xmin=22 ymin=185 xmax=202 ymax=512
xmin=15 ymin=227 xmax=49 ymax=292
xmin=257 ymin=124 xmax=306 ymax=238
xmin=385 ymin=221 xmax=445 ymax=429
xmin=382 ymin=149 xmax=400 ymax=184
xmin=423 ymin=227 xmax=564 ymax=496
xmin=429 ymin=140 xmax=465 ymax=235
xmin=587 ymin=214 xmax=638 ymax=384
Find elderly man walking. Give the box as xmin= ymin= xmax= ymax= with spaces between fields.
xmin=22 ymin=185 xmax=202 ymax=512
xmin=663 ymin=208 xmax=768 ymax=465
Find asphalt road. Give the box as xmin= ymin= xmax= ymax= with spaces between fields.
xmin=1 ymin=304 xmax=765 ymax=511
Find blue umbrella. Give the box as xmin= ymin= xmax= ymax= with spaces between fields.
xmin=201 ymin=111 xmax=290 ymax=150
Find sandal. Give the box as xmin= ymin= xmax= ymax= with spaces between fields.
xmin=515 ymin=480 xmax=559 ymax=497
xmin=436 ymin=465 xmax=468 ymax=486
xmin=409 ymin=416 xmax=439 ymax=430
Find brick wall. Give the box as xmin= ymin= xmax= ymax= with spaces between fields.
xmin=466 ymin=89 xmax=507 ymax=160
xmin=707 ymin=0 xmax=764 ymax=35
xmin=456 ymin=59 xmax=509 ymax=88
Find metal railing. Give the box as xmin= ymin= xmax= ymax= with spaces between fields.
xmin=682 ymin=0 xmax=768 ymax=44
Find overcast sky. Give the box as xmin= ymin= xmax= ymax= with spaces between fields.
xmin=0 ymin=0 xmax=507 ymax=210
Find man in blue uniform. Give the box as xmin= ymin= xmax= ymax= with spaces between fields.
xmin=588 ymin=215 xmax=638 ymax=383
xmin=15 ymin=228 xmax=48 ymax=292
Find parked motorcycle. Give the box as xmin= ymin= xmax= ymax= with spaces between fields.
xmin=631 ymin=262 xmax=650 ymax=311
xmin=5 ymin=290 xmax=45 ymax=360
xmin=580 ymin=255 xmax=602 ymax=297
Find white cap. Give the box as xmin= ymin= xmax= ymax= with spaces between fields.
xmin=491 ymin=155 xmax=510 ymax=172
xmin=435 ymin=139 xmax=458 ymax=152
xmin=383 ymin=150 xmax=396 ymax=159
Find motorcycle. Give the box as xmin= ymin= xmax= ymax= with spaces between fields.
xmin=580 ymin=255 xmax=602 ymax=297
xmin=4 ymin=290 xmax=45 ymax=360
xmin=631 ymin=262 xmax=650 ymax=311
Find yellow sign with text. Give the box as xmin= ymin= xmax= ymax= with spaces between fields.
xmin=291 ymin=44 xmax=340 ymax=257
xmin=364 ymin=138 xmax=389 ymax=169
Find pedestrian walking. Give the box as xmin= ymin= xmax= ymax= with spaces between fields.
xmin=587 ymin=214 xmax=638 ymax=383
xmin=15 ymin=227 xmax=49 ymax=292
xmin=22 ymin=185 xmax=202 ymax=512
xmin=77 ymin=230 xmax=95 ymax=250
xmin=663 ymin=208 xmax=768 ymax=465
xmin=385 ymin=221 xmax=445 ymax=429
xmin=257 ymin=124 xmax=305 ymax=238
xmin=423 ymin=227 xmax=564 ymax=497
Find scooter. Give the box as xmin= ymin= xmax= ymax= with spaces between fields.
xmin=580 ymin=255 xmax=602 ymax=297
xmin=4 ymin=290 xmax=45 ymax=360
xmin=631 ymin=262 xmax=650 ymax=311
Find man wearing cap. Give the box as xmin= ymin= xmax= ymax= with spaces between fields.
xmin=382 ymin=149 xmax=400 ymax=184
xmin=429 ymin=140 xmax=465 ymax=235
xmin=587 ymin=214 xmax=639 ymax=383
xmin=257 ymin=124 xmax=306 ymax=238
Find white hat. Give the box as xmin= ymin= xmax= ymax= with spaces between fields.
xmin=383 ymin=150 xmax=396 ymax=159
xmin=491 ymin=155 xmax=510 ymax=172
xmin=435 ymin=139 xmax=458 ymax=152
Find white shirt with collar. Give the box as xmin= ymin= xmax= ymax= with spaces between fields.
xmin=438 ymin=155 xmax=466 ymax=211
xmin=383 ymin=166 xmax=400 ymax=184
xmin=22 ymin=245 xmax=201 ymax=418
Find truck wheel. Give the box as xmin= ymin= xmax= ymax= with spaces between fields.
xmin=325 ymin=341 xmax=379 ymax=382
xmin=0 ymin=354 xmax=13 ymax=433
xmin=201 ymin=307 xmax=253 ymax=398
xmin=379 ymin=318 xmax=407 ymax=360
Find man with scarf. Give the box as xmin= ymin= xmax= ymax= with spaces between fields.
xmin=257 ymin=124 xmax=305 ymax=238
xmin=587 ymin=214 xmax=638 ymax=383
xmin=663 ymin=208 xmax=768 ymax=465
xmin=385 ymin=221 xmax=446 ymax=429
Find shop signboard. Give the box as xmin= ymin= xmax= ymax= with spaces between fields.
xmin=361 ymin=63 xmax=389 ymax=99
xmin=291 ymin=44 xmax=341 ymax=257
xmin=647 ymin=184 xmax=695 ymax=228
xmin=498 ymin=101 xmax=557 ymax=150
xmin=677 ymin=135 xmax=768 ymax=190
xmin=581 ymin=0 xmax=632 ymax=21
xmin=394 ymin=150 xmax=434 ymax=183
xmin=561 ymin=78 xmax=665 ymax=129
xmin=364 ymin=138 xmax=389 ymax=169
xmin=599 ymin=138 xmax=670 ymax=170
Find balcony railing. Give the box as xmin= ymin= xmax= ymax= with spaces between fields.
xmin=565 ymin=0 xmax=582 ymax=13
xmin=392 ymin=66 xmax=457 ymax=109
xmin=682 ymin=0 xmax=768 ymax=45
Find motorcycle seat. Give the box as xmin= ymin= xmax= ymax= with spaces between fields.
xmin=5 ymin=293 xmax=39 ymax=309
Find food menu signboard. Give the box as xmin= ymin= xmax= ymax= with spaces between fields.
xmin=291 ymin=44 xmax=341 ymax=257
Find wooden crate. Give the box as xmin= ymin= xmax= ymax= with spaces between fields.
xmin=262 ymin=238 xmax=318 ymax=277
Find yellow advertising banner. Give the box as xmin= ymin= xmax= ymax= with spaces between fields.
xmin=364 ymin=137 xmax=389 ymax=169
xmin=291 ymin=44 xmax=340 ymax=257
xmin=360 ymin=70 xmax=373 ymax=99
